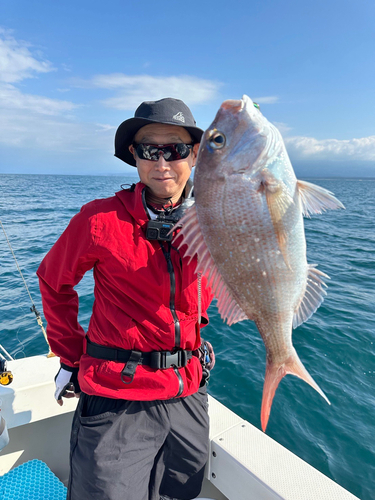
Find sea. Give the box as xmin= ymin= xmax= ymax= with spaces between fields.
xmin=0 ymin=173 xmax=374 ymax=500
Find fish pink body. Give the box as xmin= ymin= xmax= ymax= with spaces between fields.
xmin=175 ymin=95 xmax=344 ymax=431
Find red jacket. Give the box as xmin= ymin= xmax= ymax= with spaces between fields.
xmin=37 ymin=183 xmax=213 ymax=400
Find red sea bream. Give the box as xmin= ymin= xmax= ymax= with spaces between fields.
xmin=175 ymin=95 xmax=345 ymax=431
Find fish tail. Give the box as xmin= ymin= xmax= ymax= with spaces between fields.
xmin=261 ymin=352 xmax=330 ymax=432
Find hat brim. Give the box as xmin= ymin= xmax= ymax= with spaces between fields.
xmin=114 ymin=117 xmax=204 ymax=167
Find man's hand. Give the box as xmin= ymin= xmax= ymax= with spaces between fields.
xmin=194 ymin=339 xmax=216 ymax=385
xmin=194 ymin=340 xmax=215 ymax=371
xmin=54 ymin=364 xmax=81 ymax=406
xmin=202 ymin=340 xmax=215 ymax=371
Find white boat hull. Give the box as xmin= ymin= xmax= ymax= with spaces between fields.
xmin=0 ymin=356 xmax=359 ymax=500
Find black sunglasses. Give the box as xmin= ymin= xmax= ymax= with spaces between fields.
xmin=133 ymin=143 xmax=193 ymax=162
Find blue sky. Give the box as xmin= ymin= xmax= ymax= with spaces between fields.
xmin=1 ymin=0 xmax=374 ymax=177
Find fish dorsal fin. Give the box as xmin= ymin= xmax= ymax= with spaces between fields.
xmin=174 ymin=205 xmax=248 ymax=326
xmin=262 ymin=173 xmax=294 ymax=268
xmin=293 ymin=265 xmax=329 ymax=329
xmin=297 ymin=180 xmax=345 ymax=217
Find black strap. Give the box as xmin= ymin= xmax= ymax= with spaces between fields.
xmin=86 ymin=336 xmax=192 ymax=371
xmin=121 ymin=350 xmax=142 ymax=384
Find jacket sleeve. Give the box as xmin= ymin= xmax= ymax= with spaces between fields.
xmin=37 ymin=205 xmax=98 ymax=367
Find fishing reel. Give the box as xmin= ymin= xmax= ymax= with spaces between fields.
xmin=0 ymin=359 xmax=13 ymax=386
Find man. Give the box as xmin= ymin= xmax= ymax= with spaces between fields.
xmin=37 ymin=98 xmax=214 ymax=500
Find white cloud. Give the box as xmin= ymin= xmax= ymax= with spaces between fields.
xmin=0 ymin=83 xmax=77 ymax=115
xmin=285 ymin=135 xmax=375 ymax=162
xmin=272 ymin=117 xmax=375 ymax=162
xmin=0 ymin=108 xmax=114 ymax=152
xmin=0 ymin=30 xmax=77 ymax=119
xmin=253 ymin=95 xmax=279 ymax=104
xmin=0 ymin=30 xmax=85 ymax=153
xmin=76 ymin=73 xmax=221 ymax=110
xmin=61 ymin=63 xmax=72 ymax=72
xmin=1 ymin=31 xmax=373 ymax=170
xmin=0 ymin=29 xmax=53 ymax=83
xmin=95 ymin=123 xmax=117 ymax=132
xmin=272 ymin=121 xmax=292 ymax=136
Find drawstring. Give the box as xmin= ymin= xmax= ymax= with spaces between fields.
xmin=197 ymin=271 xmax=202 ymax=326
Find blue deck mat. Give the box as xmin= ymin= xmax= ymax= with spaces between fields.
xmin=0 ymin=459 xmax=67 ymax=500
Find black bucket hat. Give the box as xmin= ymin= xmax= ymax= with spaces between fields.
xmin=114 ymin=97 xmax=204 ymax=166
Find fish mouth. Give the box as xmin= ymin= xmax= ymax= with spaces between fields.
xmin=241 ymin=94 xmax=258 ymax=116
xmin=220 ymin=98 xmax=244 ymax=114
xmin=221 ymin=94 xmax=282 ymax=170
xmin=220 ymin=95 xmax=256 ymax=116
xmin=221 ymin=95 xmax=264 ymax=137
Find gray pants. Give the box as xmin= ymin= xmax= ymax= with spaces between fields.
xmin=67 ymin=385 xmax=209 ymax=500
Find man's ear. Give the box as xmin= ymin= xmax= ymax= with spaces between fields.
xmin=129 ymin=144 xmax=136 ymax=160
xmin=192 ymin=143 xmax=200 ymax=162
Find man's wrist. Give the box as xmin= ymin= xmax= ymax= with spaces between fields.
xmin=60 ymin=362 xmax=79 ymax=373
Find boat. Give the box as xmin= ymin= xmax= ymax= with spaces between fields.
xmin=0 ymin=354 xmax=359 ymax=500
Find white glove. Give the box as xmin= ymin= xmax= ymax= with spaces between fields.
xmin=54 ymin=364 xmax=81 ymax=406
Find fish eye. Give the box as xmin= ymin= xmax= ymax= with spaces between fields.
xmin=208 ymin=130 xmax=226 ymax=149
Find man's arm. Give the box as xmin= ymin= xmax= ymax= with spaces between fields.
xmin=37 ymin=207 xmax=98 ymax=401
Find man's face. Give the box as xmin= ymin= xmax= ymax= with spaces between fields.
xmin=129 ymin=124 xmax=199 ymax=201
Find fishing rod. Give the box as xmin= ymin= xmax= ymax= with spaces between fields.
xmin=0 ymin=219 xmax=53 ymax=358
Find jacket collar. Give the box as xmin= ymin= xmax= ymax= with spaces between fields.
xmin=115 ymin=182 xmax=149 ymax=225
xmin=115 ymin=179 xmax=194 ymax=225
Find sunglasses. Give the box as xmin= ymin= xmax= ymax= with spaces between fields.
xmin=133 ymin=143 xmax=193 ymax=162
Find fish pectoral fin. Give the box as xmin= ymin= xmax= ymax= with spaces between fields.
xmin=297 ymin=180 xmax=345 ymax=217
xmin=261 ymin=351 xmax=330 ymax=432
xmin=293 ymin=264 xmax=329 ymax=329
xmin=173 ymin=205 xmax=248 ymax=326
xmin=263 ymin=178 xmax=294 ymax=268
xmin=263 ymin=177 xmax=294 ymax=223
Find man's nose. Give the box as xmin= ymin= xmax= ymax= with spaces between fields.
xmin=154 ymin=154 xmax=169 ymax=169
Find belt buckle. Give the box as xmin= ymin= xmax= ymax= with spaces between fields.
xmin=166 ymin=350 xmax=189 ymax=369
xmin=164 ymin=351 xmax=179 ymax=369
xmin=178 ymin=350 xmax=188 ymax=368
xmin=150 ymin=350 xmax=188 ymax=369
xmin=149 ymin=351 xmax=175 ymax=369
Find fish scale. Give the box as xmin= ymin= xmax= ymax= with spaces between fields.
xmin=199 ymin=176 xmax=297 ymax=320
xmin=175 ymin=95 xmax=345 ymax=431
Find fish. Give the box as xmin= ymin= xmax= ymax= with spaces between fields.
xmin=175 ymin=95 xmax=345 ymax=431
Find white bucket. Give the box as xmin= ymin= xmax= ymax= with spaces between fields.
xmin=0 ymin=415 xmax=9 ymax=451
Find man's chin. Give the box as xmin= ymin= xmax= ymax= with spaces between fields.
xmin=150 ymin=183 xmax=176 ymax=199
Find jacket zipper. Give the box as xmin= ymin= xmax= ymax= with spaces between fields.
xmin=141 ymin=188 xmax=184 ymax=397
xmin=160 ymin=242 xmax=184 ymax=397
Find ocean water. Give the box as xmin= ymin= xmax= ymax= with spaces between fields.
xmin=0 ymin=173 xmax=374 ymax=500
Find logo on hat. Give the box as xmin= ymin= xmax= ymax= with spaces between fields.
xmin=173 ymin=111 xmax=185 ymax=123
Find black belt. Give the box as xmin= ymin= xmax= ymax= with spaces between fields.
xmin=86 ymin=336 xmax=192 ymax=383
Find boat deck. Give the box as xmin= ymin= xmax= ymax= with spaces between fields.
xmin=0 ymin=355 xmax=359 ymax=500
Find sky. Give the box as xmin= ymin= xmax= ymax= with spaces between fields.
xmin=0 ymin=0 xmax=374 ymax=177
